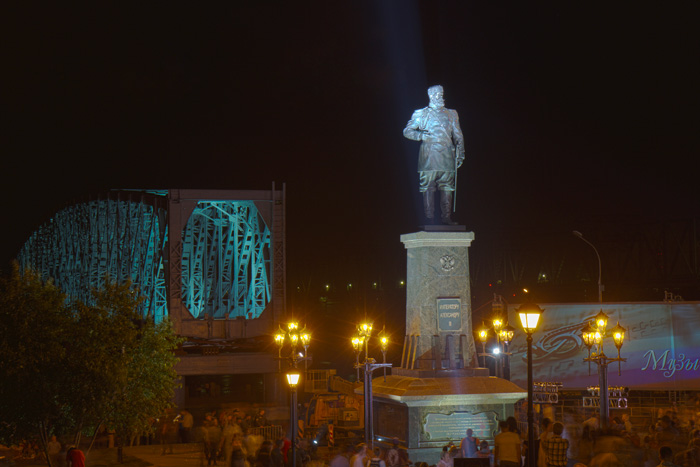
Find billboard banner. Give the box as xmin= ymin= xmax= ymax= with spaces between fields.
xmin=506 ymin=302 xmax=700 ymax=391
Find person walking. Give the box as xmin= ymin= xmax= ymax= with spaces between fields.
xmin=330 ymin=444 xmax=352 ymax=467
xmin=541 ymin=423 xmax=569 ymax=467
xmin=657 ymin=446 xmax=680 ymax=467
xmin=461 ymin=429 xmax=480 ymax=458
xmin=494 ymin=421 xmax=522 ymax=467
xmin=350 ymin=443 xmax=368 ymax=467
xmin=386 ymin=439 xmax=401 ymax=467
xmin=65 ymin=447 xmax=85 ymax=467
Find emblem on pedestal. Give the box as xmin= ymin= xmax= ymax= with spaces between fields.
xmin=440 ymin=254 xmax=455 ymax=272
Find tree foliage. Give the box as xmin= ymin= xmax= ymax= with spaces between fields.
xmin=0 ymin=264 xmax=181 ymax=465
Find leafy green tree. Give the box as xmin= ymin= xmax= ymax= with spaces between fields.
xmin=0 ymin=266 xmax=73 ymax=455
xmin=101 ymin=318 xmax=181 ymax=462
xmin=0 ymin=265 xmax=181 ymax=465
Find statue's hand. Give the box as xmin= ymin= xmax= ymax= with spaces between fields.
xmin=456 ymin=157 xmax=464 ymax=169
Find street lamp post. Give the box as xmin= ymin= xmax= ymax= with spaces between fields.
xmin=499 ymin=325 xmax=515 ymax=380
xmin=286 ymin=369 xmax=301 ymax=467
xmin=581 ymin=310 xmax=626 ymax=430
xmin=276 ymin=321 xmax=310 ymax=368
xmin=354 ymin=321 xmax=392 ymax=449
xmin=573 ymin=231 xmax=604 ymax=303
xmin=352 ymin=336 xmax=364 ymax=382
xmin=517 ymin=303 xmax=544 ymax=467
xmin=379 ymin=328 xmax=389 ymax=382
xmin=477 ymin=328 xmax=489 ymax=369
xmin=275 ymin=321 xmax=311 ymax=456
xmin=301 ymin=330 xmax=311 ymax=377
xmin=477 ymin=320 xmax=515 ymax=379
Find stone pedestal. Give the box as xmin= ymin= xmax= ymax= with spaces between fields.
xmin=359 ymin=229 xmax=526 ymax=463
xmin=396 ymin=231 xmax=478 ymax=375
xmin=371 ymin=375 xmax=526 ymax=464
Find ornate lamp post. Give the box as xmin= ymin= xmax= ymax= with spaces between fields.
xmin=351 ymin=336 xmax=364 ymax=382
xmin=276 ymin=320 xmax=310 ymax=455
xmin=354 ymin=321 xmax=392 ymax=449
xmin=477 ymin=328 xmax=489 ymax=368
xmin=498 ymin=324 xmax=515 ymax=380
xmin=477 ymin=318 xmax=515 ymax=379
xmin=517 ymin=303 xmax=544 ymax=467
xmin=581 ymin=309 xmax=626 ymax=430
xmin=379 ymin=328 xmax=389 ymax=382
xmin=300 ymin=329 xmax=311 ymax=376
xmin=286 ymin=368 xmax=301 ymax=467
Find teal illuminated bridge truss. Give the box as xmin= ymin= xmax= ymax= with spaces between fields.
xmin=18 ymin=189 xmax=285 ymax=324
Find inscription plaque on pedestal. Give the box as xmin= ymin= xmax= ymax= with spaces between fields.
xmin=423 ymin=412 xmax=497 ymax=442
xmin=437 ymin=298 xmax=462 ymax=332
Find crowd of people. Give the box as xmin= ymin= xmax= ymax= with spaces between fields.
xmin=428 ymin=411 xmax=700 ymax=467
xmin=340 ymin=410 xmax=700 ymax=467
xmin=163 ymin=406 xmax=700 ymax=467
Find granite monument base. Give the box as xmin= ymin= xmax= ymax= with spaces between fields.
xmin=366 ymin=375 xmax=526 ymax=465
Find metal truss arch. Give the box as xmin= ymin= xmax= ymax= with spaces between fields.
xmin=18 ymin=191 xmax=169 ymax=322
xmin=181 ymin=200 xmax=271 ymax=319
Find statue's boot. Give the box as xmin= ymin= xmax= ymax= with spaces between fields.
xmin=440 ymin=191 xmax=458 ymax=225
xmin=423 ymin=190 xmax=436 ymax=224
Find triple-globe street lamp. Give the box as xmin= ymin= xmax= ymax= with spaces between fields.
xmin=477 ymin=318 xmax=516 ymax=379
xmin=275 ymin=321 xmax=311 ymax=467
xmin=352 ymin=321 xmax=391 ymax=448
xmin=581 ymin=309 xmax=626 ymax=430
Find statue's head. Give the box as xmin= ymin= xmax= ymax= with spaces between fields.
xmin=428 ymin=85 xmax=444 ymax=109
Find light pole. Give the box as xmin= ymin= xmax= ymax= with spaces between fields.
xmin=573 ymin=231 xmax=604 ymax=303
xmin=275 ymin=321 xmax=311 ymax=368
xmin=477 ymin=321 xmax=515 ymax=379
xmin=351 ymin=336 xmax=364 ymax=382
xmin=379 ymin=328 xmax=389 ymax=382
xmin=477 ymin=328 xmax=489 ymax=368
xmin=275 ymin=320 xmax=310 ymax=454
xmin=517 ymin=303 xmax=543 ymax=467
xmin=581 ymin=310 xmax=626 ymax=430
xmin=300 ymin=330 xmax=311 ymax=377
xmin=496 ymin=323 xmax=515 ymax=380
xmin=286 ymin=369 xmax=301 ymax=467
xmin=354 ymin=321 xmax=392 ymax=449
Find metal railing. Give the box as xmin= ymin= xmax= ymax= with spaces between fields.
xmin=248 ymin=425 xmax=284 ymax=441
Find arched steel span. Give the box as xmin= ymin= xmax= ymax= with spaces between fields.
xmin=180 ymin=199 xmax=271 ymax=320
xmin=18 ymin=188 xmax=284 ymax=324
xmin=19 ymin=190 xmax=169 ymax=321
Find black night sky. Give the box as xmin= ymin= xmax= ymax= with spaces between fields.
xmin=3 ymin=3 xmax=699 ymax=362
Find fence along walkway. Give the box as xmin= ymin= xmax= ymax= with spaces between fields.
xmin=249 ymin=425 xmax=284 ymax=441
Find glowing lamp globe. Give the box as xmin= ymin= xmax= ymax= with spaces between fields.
xmin=500 ymin=325 xmax=516 ymax=345
xmin=286 ymin=370 xmax=301 ymax=388
xmin=594 ymin=310 xmax=609 ymax=333
xmin=611 ymin=322 xmax=626 ymax=349
xmin=516 ymin=303 xmax=544 ymax=334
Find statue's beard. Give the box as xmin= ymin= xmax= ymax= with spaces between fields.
xmin=429 ymin=98 xmax=444 ymax=109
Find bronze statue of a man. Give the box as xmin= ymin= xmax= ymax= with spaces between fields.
xmin=403 ymin=85 xmax=465 ymax=225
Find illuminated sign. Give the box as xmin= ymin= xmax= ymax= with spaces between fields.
xmin=506 ymin=303 xmax=700 ymax=391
